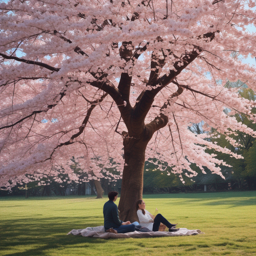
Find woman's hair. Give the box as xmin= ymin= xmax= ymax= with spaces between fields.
xmin=136 ymin=199 xmax=145 ymax=215
xmin=108 ymin=191 xmax=118 ymax=201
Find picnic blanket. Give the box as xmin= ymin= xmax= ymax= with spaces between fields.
xmin=67 ymin=226 xmax=201 ymax=239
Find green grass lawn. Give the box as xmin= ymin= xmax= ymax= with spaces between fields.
xmin=1 ymin=191 xmax=256 ymax=256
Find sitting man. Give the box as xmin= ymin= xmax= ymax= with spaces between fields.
xmin=103 ymin=191 xmax=135 ymax=233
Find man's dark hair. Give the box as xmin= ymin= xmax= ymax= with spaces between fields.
xmin=108 ymin=191 xmax=118 ymax=201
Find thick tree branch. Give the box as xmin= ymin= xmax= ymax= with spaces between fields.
xmin=69 ymin=93 xmax=107 ymax=141
xmin=44 ymin=93 xmax=107 ymax=160
xmin=134 ymin=31 xmax=218 ymax=121
xmin=52 ymin=30 xmax=88 ymax=56
xmin=0 ymin=77 xmax=48 ymax=88
xmin=89 ymin=80 xmax=132 ymax=126
xmin=145 ymin=85 xmax=184 ymax=135
xmin=147 ymin=38 xmax=167 ymax=87
xmin=145 ymin=113 xmax=169 ymax=135
xmin=89 ymin=80 xmax=123 ymax=106
xmin=51 ymin=29 xmax=129 ymax=111
xmin=48 ymin=30 xmax=134 ymax=126
xmin=4 ymin=30 xmax=126 ymax=124
xmin=212 ymin=0 xmax=225 ymax=4
xmin=118 ymin=73 xmax=132 ymax=105
xmin=0 ymin=53 xmax=60 ymax=72
xmin=117 ymin=41 xmax=134 ymax=106
xmin=118 ymin=41 xmax=149 ymax=106
xmin=173 ymin=80 xmax=249 ymax=116
xmin=0 ymin=88 xmax=66 ymax=130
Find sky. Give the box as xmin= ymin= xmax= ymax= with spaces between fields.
xmin=240 ymin=24 xmax=256 ymax=67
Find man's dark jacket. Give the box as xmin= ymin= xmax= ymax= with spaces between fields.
xmin=103 ymin=200 xmax=123 ymax=229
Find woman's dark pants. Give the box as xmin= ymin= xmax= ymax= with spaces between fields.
xmin=153 ymin=214 xmax=174 ymax=231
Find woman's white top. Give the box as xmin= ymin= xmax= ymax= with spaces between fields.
xmin=137 ymin=209 xmax=153 ymax=231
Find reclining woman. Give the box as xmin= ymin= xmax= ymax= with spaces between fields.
xmin=136 ymin=199 xmax=179 ymax=232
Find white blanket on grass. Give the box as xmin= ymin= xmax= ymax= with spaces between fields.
xmin=67 ymin=226 xmax=201 ymax=239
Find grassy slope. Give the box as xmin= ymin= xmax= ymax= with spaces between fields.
xmin=0 ymin=191 xmax=256 ymax=256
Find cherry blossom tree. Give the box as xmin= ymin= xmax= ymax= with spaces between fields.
xmin=1 ymin=0 xmax=256 ymax=220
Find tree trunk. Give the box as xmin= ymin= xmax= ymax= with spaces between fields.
xmin=94 ymin=180 xmax=104 ymax=198
xmin=118 ymin=136 xmax=148 ymax=222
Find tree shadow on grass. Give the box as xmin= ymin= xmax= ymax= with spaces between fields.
xmin=167 ymin=197 xmax=256 ymax=207
xmin=201 ymin=197 xmax=256 ymax=207
xmin=158 ymin=192 xmax=256 ymax=208
xmin=1 ymin=217 xmax=107 ymax=256
xmin=0 ymin=195 xmax=103 ymax=201
xmin=144 ymin=191 xmax=256 ymax=199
